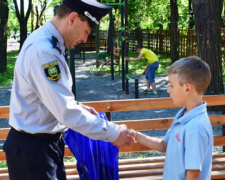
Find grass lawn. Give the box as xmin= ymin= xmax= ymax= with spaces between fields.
xmin=0 ymin=50 xmax=18 ymax=86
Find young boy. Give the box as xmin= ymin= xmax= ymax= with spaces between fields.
xmin=126 ymin=45 xmax=159 ymax=96
xmin=131 ymin=56 xmax=213 ymax=180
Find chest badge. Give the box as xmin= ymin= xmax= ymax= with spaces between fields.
xmin=43 ymin=60 xmax=61 ymax=82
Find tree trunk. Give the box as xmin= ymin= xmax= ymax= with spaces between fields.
xmin=95 ymin=25 xmax=100 ymax=68
xmin=19 ymin=20 xmax=28 ymax=50
xmin=107 ymin=11 xmax=114 ymax=56
xmin=13 ymin=0 xmax=32 ymax=50
xmin=188 ymin=0 xmax=194 ymax=29
xmin=0 ymin=0 xmax=9 ymax=73
xmin=192 ymin=0 xmax=224 ymax=95
xmin=31 ymin=5 xmax=34 ymax=32
xmin=169 ymin=0 xmax=179 ymax=63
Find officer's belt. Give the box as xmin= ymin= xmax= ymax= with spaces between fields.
xmin=12 ymin=127 xmax=63 ymax=140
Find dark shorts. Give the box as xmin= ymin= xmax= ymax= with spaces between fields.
xmin=3 ymin=128 xmax=66 ymax=180
xmin=145 ymin=61 xmax=159 ymax=83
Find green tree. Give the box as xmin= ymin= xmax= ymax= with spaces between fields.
xmin=0 ymin=0 xmax=9 ymax=73
xmin=188 ymin=0 xmax=194 ymax=29
xmin=31 ymin=0 xmax=48 ymax=31
xmin=7 ymin=0 xmax=19 ymax=38
xmin=192 ymin=0 xmax=224 ymax=95
xmin=13 ymin=0 xmax=32 ymax=50
xmin=170 ymin=0 xmax=179 ymax=62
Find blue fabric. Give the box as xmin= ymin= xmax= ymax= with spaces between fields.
xmin=145 ymin=61 xmax=159 ymax=83
xmin=63 ymin=111 xmax=119 ymax=180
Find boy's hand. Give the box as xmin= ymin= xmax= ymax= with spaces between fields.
xmin=129 ymin=129 xmax=137 ymax=142
xmin=112 ymin=125 xmax=135 ymax=147
xmin=126 ymin=57 xmax=130 ymax=61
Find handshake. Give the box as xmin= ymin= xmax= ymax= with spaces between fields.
xmin=112 ymin=124 xmax=136 ymax=148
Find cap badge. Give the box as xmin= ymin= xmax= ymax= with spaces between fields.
xmin=84 ymin=11 xmax=99 ymax=25
xmin=43 ymin=60 xmax=61 ymax=82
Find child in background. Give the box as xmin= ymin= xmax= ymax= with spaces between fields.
xmin=126 ymin=44 xmax=159 ymax=96
xmin=131 ymin=56 xmax=213 ymax=180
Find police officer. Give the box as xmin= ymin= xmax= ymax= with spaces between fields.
xmin=3 ymin=0 xmax=134 ymax=179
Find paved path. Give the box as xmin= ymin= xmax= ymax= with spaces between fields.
xmin=74 ymin=56 xmax=169 ymax=102
xmin=7 ymin=38 xmax=20 ymax=52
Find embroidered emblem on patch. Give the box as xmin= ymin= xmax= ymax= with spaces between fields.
xmin=43 ymin=61 xmax=61 ymax=82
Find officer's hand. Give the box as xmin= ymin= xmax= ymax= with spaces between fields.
xmin=80 ymin=104 xmax=99 ymax=116
xmin=129 ymin=129 xmax=137 ymax=139
xmin=112 ymin=125 xmax=135 ymax=147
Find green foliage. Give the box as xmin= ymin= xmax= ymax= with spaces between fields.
xmin=0 ymin=50 xmax=18 ymax=87
xmin=63 ymin=156 xmax=77 ymax=163
xmin=0 ymin=161 xmax=7 ymax=168
xmin=119 ymin=151 xmax=165 ymax=159
xmin=7 ymin=0 xmax=19 ymax=38
xmin=127 ymin=0 xmax=191 ymax=30
xmin=91 ymin=52 xmax=172 ymax=76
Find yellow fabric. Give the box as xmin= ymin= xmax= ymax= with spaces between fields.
xmin=140 ymin=48 xmax=158 ymax=64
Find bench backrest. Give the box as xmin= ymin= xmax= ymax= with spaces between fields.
xmin=0 ymin=95 xmax=225 ymax=160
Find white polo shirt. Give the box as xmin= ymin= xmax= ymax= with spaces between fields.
xmin=9 ymin=21 xmax=120 ymax=142
xmin=163 ymin=102 xmax=213 ymax=180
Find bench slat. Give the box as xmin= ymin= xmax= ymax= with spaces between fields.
xmin=81 ymin=95 xmax=225 ymax=112
xmin=120 ymin=175 xmax=163 ymax=180
xmin=0 ymin=107 xmax=9 ymax=119
xmin=119 ymin=156 xmax=165 ymax=165
xmin=0 ymin=95 xmax=225 ymax=115
xmin=119 ymin=169 xmax=163 ymax=178
xmin=119 ymin=162 xmax=164 ymax=171
xmin=211 ymin=170 xmax=225 ymax=179
xmin=115 ymin=115 xmax=225 ymax=131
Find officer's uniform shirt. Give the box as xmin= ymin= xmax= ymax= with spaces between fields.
xmin=9 ymin=21 xmax=120 ymax=142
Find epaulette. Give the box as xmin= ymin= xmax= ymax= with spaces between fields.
xmin=51 ymin=36 xmax=61 ymax=54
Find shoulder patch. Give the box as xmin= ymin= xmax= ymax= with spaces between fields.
xmin=43 ymin=60 xmax=61 ymax=82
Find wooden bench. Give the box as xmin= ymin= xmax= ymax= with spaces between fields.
xmin=1 ymin=95 xmax=225 ymax=179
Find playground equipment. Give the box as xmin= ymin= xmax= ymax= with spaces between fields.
xmin=125 ymin=74 xmax=139 ymax=99
xmin=98 ymin=48 xmax=121 ymax=76
xmin=102 ymin=0 xmax=128 ymax=91
xmin=67 ymin=0 xmax=129 ymax=97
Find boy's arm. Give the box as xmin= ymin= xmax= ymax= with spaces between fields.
xmin=143 ymin=62 xmax=149 ymax=75
xmin=126 ymin=53 xmax=143 ymax=62
xmin=134 ymin=131 xmax=167 ymax=152
xmin=186 ymin=170 xmax=200 ymax=180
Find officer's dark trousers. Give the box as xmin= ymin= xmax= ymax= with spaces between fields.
xmin=3 ymin=128 xmax=67 ymax=180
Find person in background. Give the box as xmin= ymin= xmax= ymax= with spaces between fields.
xmin=126 ymin=44 xmax=159 ymax=96
xmin=131 ymin=56 xmax=213 ymax=180
xmin=3 ymin=0 xmax=134 ymax=179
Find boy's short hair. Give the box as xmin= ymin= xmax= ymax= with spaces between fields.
xmin=167 ymin=56 xmax=211 ymax=94
xmin=135 ymin=44 xmax=143 ymax=50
